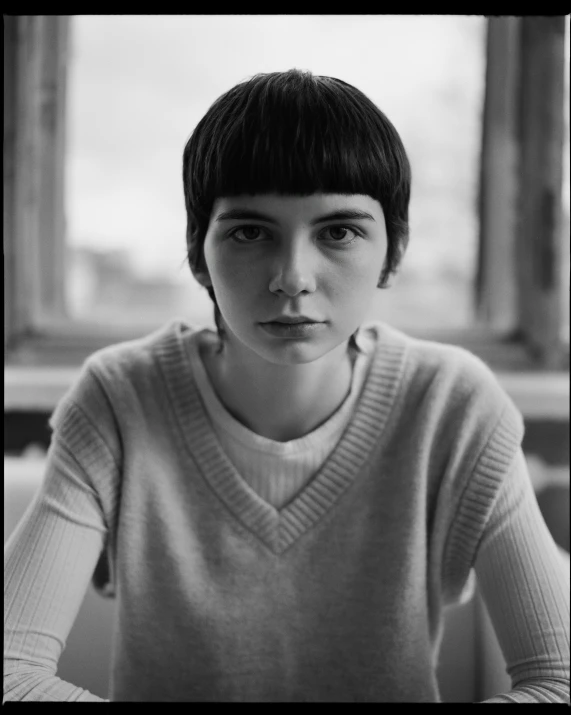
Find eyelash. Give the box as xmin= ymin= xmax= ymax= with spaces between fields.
xmin=227 ymin=225 xmax=363 ymax=245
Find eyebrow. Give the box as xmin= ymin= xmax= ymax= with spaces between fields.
xmin=214 ymin=208 xmax=376 ymax=225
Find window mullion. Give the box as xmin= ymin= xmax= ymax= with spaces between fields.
xmin=516 ymin=17 xmax=566 ymax=368
xmin=476 ymin=17 xmax=520 ymax=333
xmin=6 ymin=17 xmax=44 ymax=346
xmin=6 ymin=16 xmax=69 ymax=353
xmin=36 ymin=16 xmax=69 ymax=324
xmin=4 ymin=16 xmax=19 ymax=348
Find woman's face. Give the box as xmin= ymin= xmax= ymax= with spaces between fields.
xmin=198 ymin=193 xmax=387 ymax=366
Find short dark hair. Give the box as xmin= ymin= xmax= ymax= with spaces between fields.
xmin=182 ymin=69 xmax=411 ymax=352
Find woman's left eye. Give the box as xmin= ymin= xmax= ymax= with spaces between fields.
xmin=321 ymin=226 xmax=361 ymax=243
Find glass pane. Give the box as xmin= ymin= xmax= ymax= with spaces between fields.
xmin=64 ymin=15 xmax=486 ymax=331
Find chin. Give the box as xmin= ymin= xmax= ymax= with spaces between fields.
xmin=224 ymin=332 xmax=321 ymax=366
xmin=241 ymin=338 xmax=318 ymax=365
xmin=256 ymin=333 xmax=349 ymax=367
xmin=264 ymin=347 xmax=325 ymax=366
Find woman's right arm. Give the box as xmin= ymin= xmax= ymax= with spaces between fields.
xmin=4 ymin=436 xmax=111 ymax=702
xmin=3 ymin=363 xmax=121 ymax=705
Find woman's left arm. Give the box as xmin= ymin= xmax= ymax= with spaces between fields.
xmin=474 ymin=448 xmax=570 ymax=703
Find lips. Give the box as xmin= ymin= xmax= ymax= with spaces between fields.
xmin=264 ymin=316 xmax=320 ymax=324
xmin=259 ymin=320 xmax=325 ymax=339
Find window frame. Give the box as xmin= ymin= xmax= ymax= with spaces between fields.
xmin=476 ymin=16 xmax=569 ymax=370
xmin=4 ymin=16 xmax=569 ymax=412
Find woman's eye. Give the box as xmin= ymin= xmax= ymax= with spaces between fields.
xmin=229 ymin=226 xmax=266 ymax=242
xmin=321 ymin=226 xmax=360 ymax=243
xmin=227 ymin=224 xmax=360 ymax=244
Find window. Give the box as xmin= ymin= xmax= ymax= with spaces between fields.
xmin=476 ymin=16 xmax=569 ymax=369
xmin=4 ymin=16 xmax=569 ymax=400
xmin=63 ymin=15 xmax=485 ymax=334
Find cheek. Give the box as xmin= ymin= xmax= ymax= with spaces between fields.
xmin=204 ymin=239 xmax=229 ymax=283
xmin=205 ymin=245 xmax=256 ymax=301
xmin=332 ymin=248 xmax=384 ymax=293
xmin=360 ymin=239 xmax=387 ymax=285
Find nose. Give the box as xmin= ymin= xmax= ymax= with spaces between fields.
xmin=268 ymin=238 xmax=317 ymax=297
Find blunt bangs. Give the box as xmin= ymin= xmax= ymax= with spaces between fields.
xmin=183 ymin=70 xmax=411 ymax=246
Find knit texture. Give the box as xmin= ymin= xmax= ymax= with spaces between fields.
xmin=4 ymin=320 xmax=569 ymax=702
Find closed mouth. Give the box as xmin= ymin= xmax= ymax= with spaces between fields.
xmin=263 ymin=317 xmax=320 ymax=325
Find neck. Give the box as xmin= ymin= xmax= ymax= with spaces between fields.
xmin=201 ymin=336 xmax=354 ymax=442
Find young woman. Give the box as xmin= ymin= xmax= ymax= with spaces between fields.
xmin=4 ymin=69 xmax=569 ymax=703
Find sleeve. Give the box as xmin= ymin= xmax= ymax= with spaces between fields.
xmin=3 ymin=362 xmax=121 ymax=702
xmin=474 ymin=449 xmax=570 ymax=703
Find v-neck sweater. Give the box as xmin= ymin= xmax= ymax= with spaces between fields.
xmin=186 ymin=328 xmax=374 ymax=509
xmin=4 ymin=320 xmax=570 ymax=702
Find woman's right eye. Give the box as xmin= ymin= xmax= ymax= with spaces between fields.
xmin=228 ymin=225 xmax=267 ymax=242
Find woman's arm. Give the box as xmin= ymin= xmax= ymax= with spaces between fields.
xmin=4 ymin=440 xmax=110 ymax=702
xmin=474 ymin=449 xmax=570 ymax=703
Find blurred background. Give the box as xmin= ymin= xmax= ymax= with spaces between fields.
xmin=4 ymin=15 xmax=570 ymax=703
xmin=63 ymin=15 xmax=488 ymax=330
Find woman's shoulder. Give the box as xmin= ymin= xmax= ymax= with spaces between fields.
xmin=363 ymin=320 xmax=500 ymax=385
xmin=86 ymin=317 xmax=201 ymax=377
xmin=362 ymin=320 xmax=521 ymax=421
xmin=50 ymin=319 xmax=204 ymax=431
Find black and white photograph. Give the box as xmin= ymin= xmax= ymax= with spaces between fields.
xmin=4 ymin=14 xmax=570 ymax=703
